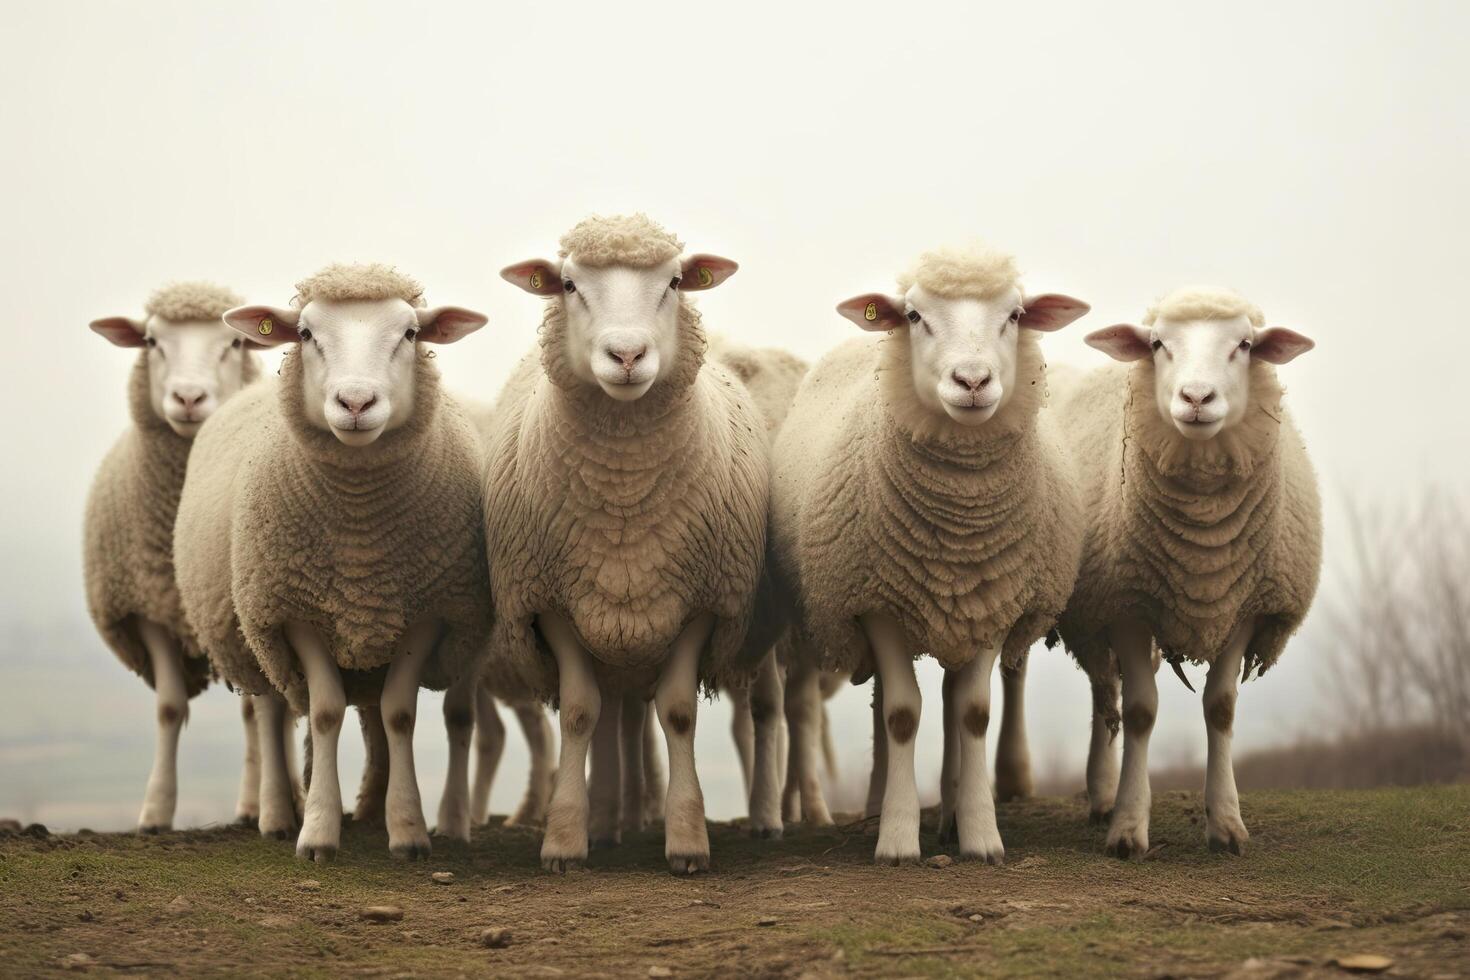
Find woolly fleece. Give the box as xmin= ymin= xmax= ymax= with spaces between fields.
xmin=896 ymin=244 xmax=1021 ymax=300
xmin=557 ymin=213 xmax=684 ymax=269
xmin=1145 ymin=285 xmax=1265 ymax=329
xmin=175 ymin=348 xmax=490 ymax=709
xmin=292 ymin=264 xmax=425 ymax=308
xmin=85 ymin=343 xmax=261 ymax=696
xmin=144 ymin=282 xmax=244 ymax=324
xmin=484 ymin=299 xmax=767 ymax=698
xmin=1053 ymin=356 xmax=1322 ymax=727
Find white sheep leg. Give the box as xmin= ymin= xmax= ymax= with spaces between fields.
xmin=469 ymin=685 xmax=505 ymax=826
xmin=937 ymin=669 xmax=960 ymax=842
xmin=863 ymin=675 xmax=887 ymax=819
xmin=508 ymin=702 xmax=556 ymax=828
xmin=1105 ymin=620 xmax=1158 ymax=860
xmin=234 ymin=696 xmax=261 ymax=828
xmin=380 ymin=619 xmax=436 ymax=860
xmin=620 ymin=693 xmax=648 ymax=834
xmin=538 ymin=612 xmax=600 ymax=872
xmin=656 ymin=612 xmax=714 ymax=874
xmin=255 ymin=693 xmax=298 ymax=839
xmin=782 ymin=660 xmax=835 ymax=827
xmin=747 ymin=649 xmax=785 ymax=838
xmin=136 ymin=619 xmax=187 ymax=834
xmin=435 ymin=671 xmax=476 ymax=843
xmin=1086 ymin=681 xmax=1120 ymax=824
xmin=862 ymin=612 xmax=922 ymax=865
xmin=994 ymin=660 xmax=1034 ymax=802
xmin=952 ymin=647 xmax=1005 ymax=863
xmin=728 ymin=684 xmax=755 ymax=797
xmin=1203 ymin=623 xmax=1251 ymax=855
xmin=819 ymin=695 xmax=838 ymax=783
xmin=283 ymin=708 xmax=303 ymax=817
xmin=587 ymin=692 xmax=623 ymax=847
xmin=641 ymin=704 xmax=666 ymax=825
xmin=353 ymin=705 xmax=389 ymax=824
xmin=287 ymin=620 xmax=345 ymax=863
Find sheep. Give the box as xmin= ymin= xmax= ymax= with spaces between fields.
xmin=489 ymin=214 xmax=768 ymax=873
xmin=770 ymin=244 xmax=1089 ymax=863
xmin=84 ymin=281 xmax=272 ymax=834
xmin=1054 ymin=285 xmax=1321 ymax=858
xmin=173 ymin=263 xmax=490 ymax=862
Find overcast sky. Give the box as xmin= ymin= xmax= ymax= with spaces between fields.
xmin=2 ymin=0 xmax=1467 ymax=830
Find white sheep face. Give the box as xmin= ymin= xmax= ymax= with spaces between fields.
xmin=1086 ymin=315 xmax=1315 ymax=441
xmin=223 ymin=299 xmax=487 ymax=446
xmin=838 ymin=289 xmax=1090 ymax=426
xmin=89 ymin=315 xmax=253 ymax=437
xmin=502 ymin=253 xmax=739 ymax=402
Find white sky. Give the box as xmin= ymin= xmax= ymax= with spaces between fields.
xmin=2 ymin=0 xmax=1467 ymax=829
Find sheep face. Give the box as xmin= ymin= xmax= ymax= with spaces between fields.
xmin=90 ymin=315 xmax=254 ymax=436
xmin=502 ymin=253 xmax=738 ymax=403
xmin=838 ymin=288 xmax=1089 ymax=426
xmin=223 ymin=299 xmax=486 ymax=446
xmin=1085 ymin=314 xmax=1314 ymax=441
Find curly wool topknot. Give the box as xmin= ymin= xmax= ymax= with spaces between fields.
xmin=292 ymin=263 xmax=425 ymax=309
xmin=896 ymin=244 xmax=1022 ymax=300
xmin=558 ymin=213 xmax=684 ymax=268
xmin=144 ymin=282 xmax=244 ymax=323
xmin=1144 ymin=285 xmax=1264 ymax=329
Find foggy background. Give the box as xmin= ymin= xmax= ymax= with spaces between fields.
xmin=2 ymin=0 xmax=1466 ymax=831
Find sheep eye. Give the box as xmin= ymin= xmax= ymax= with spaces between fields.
xmin=1150 ymin=339 xmax=1163 ymax=352
xmin=670 ymin=276 xmax=681 ymax=290
xmin=1009 ymin=309 xmax=1022 ymax=323
xmin=1238 ymin=339 xmax=1252 ymax=352
xmin=299 ymin=328 xmax=313 ymax=342
xmin=405 ymin=328 xmax=418 ymax=342
xmin=905 ymin=310 xmax=921 ymax=324
xmin=145 ymin=336 xmax=157 ymax=349
xmin=563 ymin=279 xmax=576 ymax=293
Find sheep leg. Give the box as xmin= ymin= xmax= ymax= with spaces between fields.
xmin=819 ymin=693 xmax=838 ymax=783
xmin=434 ymin=671 xmax=476 ymax=843
xmin=863 ymin=675 xmax=887 ymax=819
xmin=353 ymin=705 xmax=389 ymax=824
xmin=283 ymin=708 xmax=304 ymax=817
xmin=136 ymin=619 xmax=187 ymax=834
xmin=656 ymin=612 xmax=714 ymax=874
xmin=620 ymin=693 xmax=648 ymax=833
xmin=587 ymin=692 xmax=623 ymax=847
xmin=507 ymin=701 xmax=555 ymax=827
xmin=641 ymin=702 xmax=666 ymax=824
xmin=1086 ymin=676 xmax=1121 ymax=824
xmin=255 ymin=693 xmax=298 ymax=839
xmin=1203 ymin=623 xmax=1251 ymax=855
xmin=937 ymin=669 xmax=960 ymax=842
xmin=862 ymin=612 xmax=923 ymax=864
xmin=728 ymin=684 xmax=756 ymax=797
xmin=287 ymin=620 xmax=345 ymax=863
xmin=234 ymin=696 xmax=261 ymax=828
xmin=782 ymin=660 xmax=834 ymax=827
xmin=747 ymin=649 xmax=785 ymax=838
xmin=380 ymin=619 xmax=436 ymax=860
xmin=994 ymin=660 xmax=1034 ymax=802
xmin=538 ymin=612 xmax=600 ymax=872
xmin=952 ymin=647 xmax=1005 ymax=863
xmin=1105 ymin=620 xmax=1158 ymax=860
xmin=470 ymin=685 xmax=505 ymax=826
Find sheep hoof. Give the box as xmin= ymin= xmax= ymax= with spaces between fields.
xmin=1104 ymin=833 xmax=1147 ymax=861
xmin=1088 ymin=808 xmax=1113 ymax=826
xmin=390 ymin=841 xmax=432 ymax=861
xmin=961 ymin=848 xmax=1006 ymax=866
xmin=297 ymin=844 xmax=337 ymax=864
xmin=265 ymin=827 xmax=298 ymax=842
xmin=542 ymin=856 xmax=584 ymax=874
xmin=1207 ymin=824 xmax=1248 ymax=856
xmin=234 ymin=814 xmax=259 ymax=830
xmin=667 ymin=852 xmax=709 ymax=875
xmin=137 ymin=824 xmax=169 ymax=836
xmin=749 ymin=825 xmax=783 ymax=840
xmin=875 ymin=853 xmax=921 ymax=867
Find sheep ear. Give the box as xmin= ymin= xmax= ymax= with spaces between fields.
xmin=679 ymin=254 xmax=738 ymax=292
xmin=1252 ymin=326 xmax=1314 ymax=364
xmin=1019 ymin=294 xmax=1090 ymax=332
xmin=223 ymin=305 xmax=300 ymax=348
xmin=1085 ymin=324 xmax=1153 ymax=362
xmin=500 ymin=259 xmax=562 ymax=296
xmin=416 ymin=305 xmax=488 ymax=344
xmin=90 ymin=317 xmax=147 ymax=347
xmin=836 ymin=293 xmax=906 ymax=332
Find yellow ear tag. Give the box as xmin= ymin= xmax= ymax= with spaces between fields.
xmin=258 ymin=318 xmax=274 ymax=336
xmin=529 ymin=271 xmax=542 ymax=290
xmin=698 ymin=266 xmax=713 ymax=287
xmin=864 ymin=302 xmax=878 ymax=321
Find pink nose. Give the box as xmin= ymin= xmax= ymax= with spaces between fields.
xmin=171 ymin=386 xmax=207 ymax=410
xmin=607 ymin=345 xmax=647 ymax=370
xmin=951 ymin=368 xmax=992 ymax=392
xmin=1180 ymin=384 xmax=1216 ymax=407
xmin=336 ymin=391 xmax=378 ymax=415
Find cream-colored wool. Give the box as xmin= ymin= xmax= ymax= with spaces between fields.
xmin=896 ymin=244 xmax=1021 ymax=300
xmin=144 ymin=282 xmax=244 ymax=323
xmin=557 ymin=213 xmax=684 ymax=268
xmin=292 ymin=263 xmax=425 ymax=308
xmin=176 ymin=349 xmax=490 ymax=709
xmin=484 ymin=299 xmax=768 ymax=698
xmin=85 ymin=345 xmax=261 ymax=697
xmin=771 ymin=328 xmax=1084 ymax=673
xmin=1053 ymin=358 xmax=1322 ymax=728
xmin=1144 ymin=285 xmax=1264 ymax=329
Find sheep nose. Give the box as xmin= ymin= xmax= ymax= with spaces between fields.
xmin=171 ymin=385 xmax=207 ymax=409
xmin=336 ymin=390 xmax=378 ymax=415
xmin=607 ymin=345 xmax=647 ymax=370
xmin=951 ymin=368 xmax=992 ymax=392
xmin=1180 ymin=383 xmax=1216 ymax=407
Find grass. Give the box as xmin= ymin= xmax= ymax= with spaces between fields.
xmin=2 ymin=786 xmax=1467 ymax=977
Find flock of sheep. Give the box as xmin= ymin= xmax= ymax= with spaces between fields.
xmin=82 ymin=213 xmax=1322 ymax=873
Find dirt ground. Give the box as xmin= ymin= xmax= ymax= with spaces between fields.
xmin=2 ymin=786 xmax=1467 ymax=978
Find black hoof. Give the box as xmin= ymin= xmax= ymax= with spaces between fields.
xmin=1088 ymin=809 xmax=1112 ymax=826
xmin=390 ymin=843 xmax=431 ymax=861
xmin=749 ymin=827 xmax=783 ymax=840
xmin=235 ymin=815 xmax=259 ymax=830
xmin=1208 ymin=836 xmax=1245 ymax=856
xmin=137 ymin=825 xmax=166 ymax=836
xmin=298 ymin=846 xmax=337 ymax=864
xmin=668 ymin=853 xmax=709 ymax=875
xmin=542 ymin=857 xmax=584 ymax=874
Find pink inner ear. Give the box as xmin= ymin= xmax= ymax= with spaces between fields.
xmin=1085 ymin=324 xmax=1152 ymax=362
xmin=500 ymin=261 xmax=560 ymax=296
xmin=1020 ymin=294 xmax=1090 ymax=332
xmin=680 ymin=253 xmax=739 ymax=291
xmin=836 ymin=293 xmax=905 ymax=331
xmin=90 ymin=318 xmax=146 ymax=348
xmin=1252 ymin=327 xmax=1315 ymax=364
